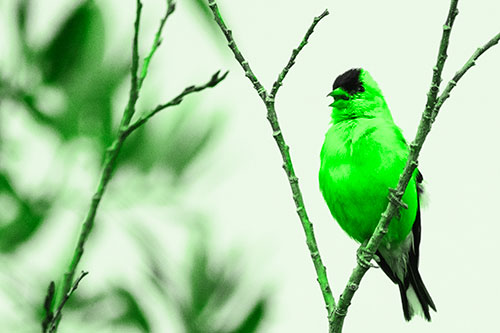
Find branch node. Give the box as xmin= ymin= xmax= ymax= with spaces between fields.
xmin=347 ymin=282 xmax=359 ymax=291
xmin=388 ymin=188 xmax=408 ymax=209
xmin=334 ymin=306 xmax=347 ymax=317
xmin=311 ymin=251 xmax=319 ymax=259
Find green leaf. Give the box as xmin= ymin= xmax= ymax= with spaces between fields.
xmin=117 ymin=124 xmax=153 ymax=171
xmin=0 ymin=172 xmax=50 ymax=253
xmin=44 ymin=61 xmax=129 ymax=150
xmin=230 ymin=298 xmax=268 ymax=333
xmin=41 ymin=281 xmax=55 ymax=332
xmin=40 ymin=0 xmax=105 ymax=85
xmin=119 ymin=104 xmax=224 ymax=177
xmin=16 ymin=0 xmax=29 ymax=41
xmin=109 ymin=287 xmax=151 ymax=333
xmin=159 ymin=107 xmax=224 ymax=180
xmin=63 ymin=63 xmax=129 ymax=147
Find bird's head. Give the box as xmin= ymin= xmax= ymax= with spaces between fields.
xmin=327 ymin=68 xmax=392 ymax=123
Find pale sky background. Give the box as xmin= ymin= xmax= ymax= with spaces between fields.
xmin=1 ymin=0 xmax=500 ymax=332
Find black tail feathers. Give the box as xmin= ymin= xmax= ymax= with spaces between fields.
xmin=377 ymin=249 xmax=436 ymax=321
xmin=401 ymin=264 xmax=436 ymax=321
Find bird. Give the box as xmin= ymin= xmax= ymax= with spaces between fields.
xmin=318 ymin=68 xmax=436 ymax=321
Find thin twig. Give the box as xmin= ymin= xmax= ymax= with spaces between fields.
xmin=270 ymin=9 xmax=329 ymax=98
xmin=56 ymin=0 xmax=145 ymax=309
xmin=330 ymin=1 xmax=460 ymax=332
xmin=41 ymin=282 xmax=55 ymax=332
xmin=207 ymin=0 xmax=336 ymax=319
xmin=121 ymin=0 xmax=143 ymax=128
xmin=46 ymin=1 xmax=227 ymax=332
xmin=432 ymin=31 xmax=500 ymax=122
xmin=207 ymin=0 xmax=268 ymax=101
xmin=138 ymin=0 xmax=176 ymax=90
xmin=125 ymin=70 xmax=228 ymax=134
xmin=47 ymin=271 xmax=88 ymax=333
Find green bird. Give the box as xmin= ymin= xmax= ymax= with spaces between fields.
xmin=319 ymin=68 xmax=436 ymax=321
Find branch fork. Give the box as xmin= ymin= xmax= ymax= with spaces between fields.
xmin=209 ymin=0 xmax=500 ymax=332
xmin=43 ymin=1 xmax=227 ymax=331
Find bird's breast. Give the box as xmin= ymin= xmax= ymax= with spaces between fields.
xmin=319 ymin=119 xmax=416 ymax=245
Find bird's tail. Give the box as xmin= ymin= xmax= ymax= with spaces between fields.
xmin=377 ymin=244 xmax=436 ymax=321
xmin=398 ymin=262 xmax=436 ymax=321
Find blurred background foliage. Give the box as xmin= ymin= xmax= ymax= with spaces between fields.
xmin=0 ymin=0 xmax=269 ymax=331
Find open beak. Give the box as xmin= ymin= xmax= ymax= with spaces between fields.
xmin=327 ymin=88 xmax=349 ymax=102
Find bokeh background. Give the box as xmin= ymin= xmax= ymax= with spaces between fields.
xmin=0 ymin=0 xmax=499 ymax=332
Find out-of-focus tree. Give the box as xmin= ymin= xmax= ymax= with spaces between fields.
xmin=0 ymin=0 xmax=269 ymax=332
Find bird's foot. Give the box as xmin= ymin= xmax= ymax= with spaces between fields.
xmin=356 ymin=245 xmax=380 ymax=269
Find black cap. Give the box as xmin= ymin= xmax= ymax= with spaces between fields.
xmin=332 ymin=68 xmax=364 ymax=95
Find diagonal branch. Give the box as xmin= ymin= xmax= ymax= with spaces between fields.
xmin=207 ymin=1 xmax=268 ymax=101
xmin=138 ymin=0 xmax=176 ymax=90
xmin=207 ymin=0 xmax=336 ymax=320
xmin=47 ymin=271 xmax=88 ymax=333
xmin=431 ymin=31 xmax=500 ymax=122
xmin=125 ymin=70 xmax=228 ymax=134
xmin=270 ymin=9 xmax=329 ymax=98
xmin=331 ymin=1 xmax=476 ymax=331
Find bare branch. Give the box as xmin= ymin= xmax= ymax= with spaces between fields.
xmin=121 ymin=0 xmax=143 ymax=128
xmin=46 ymin=2 xmax=226 ymax=331
xmin=270 ymin=9 xmax=329 ymax=98
xmin=432 ymin=31 xmax=500 ymax=122
xmin=47 ymin=271 xmax=88 ymax=333
xmin=331 ymin=1 xmax=461 ymax=331
xmin=138 ymin=0 xmax=177 ymax=90
xmin=125 ymin=70 xmax=228 ymax=134
xmin=207 ymin=0 xmax=336 ymax=320
xmin=207 ymin=0 xmax=268 ymax=101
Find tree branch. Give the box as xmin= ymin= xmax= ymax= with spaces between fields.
xmin=330 ymin=1 xmax=490 ymax=331
xmin=138 ymin=0 xmax=176 ymax=90
xmin=45 ymin=1 xmax=227 ymax=331
xmin=121 ymin=0 xmax=143 ymax=128
xmin=47 ymin=271 xmax=88 ymax=333
xmin=125 ymin=70 xmax=228 ymax=134
xmin=270 ymin=9 xmax=329 ymax=98
xmin=431 ymin=31 xmax=500 ymax=122
xmin=207 ymin=1 xmax=268 ymax=101
xmin=207 ymin=0 xmax=336 ymax=320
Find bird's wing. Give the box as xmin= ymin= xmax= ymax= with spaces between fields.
xmin=376 ymin=169 xmax=436 ymax=321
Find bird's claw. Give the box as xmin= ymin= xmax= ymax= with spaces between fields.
xmin=356 ymin=246 xmax=379 ymax=269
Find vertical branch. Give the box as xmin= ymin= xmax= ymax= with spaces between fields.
xmin=207 ymin=0 xmax=336 ymax=320
xmin=121 ymin=0 xmax=143 ymax=128
xmin=56 ymin=1 xmax=144 ymax=313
